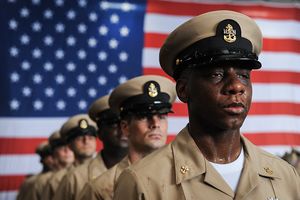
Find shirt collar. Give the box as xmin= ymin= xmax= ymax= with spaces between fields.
xmin=171 ymin=126 xmax=281 ymax=186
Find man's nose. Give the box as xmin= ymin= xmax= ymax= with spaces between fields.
xmin=223 ymin=73 xmax=246 ymax=95
xmin=149 ymin=115 xmax=161 ymax=129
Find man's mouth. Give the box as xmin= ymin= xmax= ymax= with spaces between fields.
xmin=148 ymin=133 xmax=162 ymax=140
xmin=223 ymin=102 xmax=245 ymax=114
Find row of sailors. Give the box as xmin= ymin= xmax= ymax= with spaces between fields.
xmin=17 ymin=75 xmax=176 ymax=200
xmin=17 ymin=75 xmax=300 ymax=200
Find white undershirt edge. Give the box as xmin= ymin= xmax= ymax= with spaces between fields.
xmin=209 ymin=148 xmax=244 ymax=192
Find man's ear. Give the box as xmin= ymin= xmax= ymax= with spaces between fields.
xmin=176 ymin=78 xmax=189 ymax=103
xmin=120 ymin=120 xmax=130 ymax=137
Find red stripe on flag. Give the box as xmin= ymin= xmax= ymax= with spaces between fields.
xmin=147 ymin=0 xmax=300 ymax=20
xmin=170 ymin=102 xmax=300 ymax=116
xmin=144 ymin=68 xmax=300 ymax=85
xmin=145 ymin=33 xmax=300 ymax=53
xmin=144 ymin=33 xmax=166 ymax=48
xmin=244 ymin=133 xmax=300 ymax=145
xmin=0 ymin=138 xmax=46 ymax=155
xmin=0 ymin=175 xmax=25 ymax=191
xmin=249 ymin=102 xmax=300 ymax=115
xmin=263 ymin=38 xmax=300 ymax=53
xmin=167 ymin=133 xmax=300 ymax=145
xmin=0 ymin=138 xmax=103 ymax=154
xmin=251 ymin=71 xmax=300 ymax=84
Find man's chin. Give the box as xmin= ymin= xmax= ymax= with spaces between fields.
xmin=79 ymin=152 xmax=95 ymax=158
xmin=146 ymin=140 xmax=165 ymax=150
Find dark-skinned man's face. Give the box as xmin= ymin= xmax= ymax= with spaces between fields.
xmin=177 ymin=64 xmax=252 ymax=132
xmin=99 ymin=122 xmax=128 ymax=149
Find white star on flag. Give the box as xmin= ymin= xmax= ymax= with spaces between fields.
xmin=45 ymin=87 xmax=55 ymax=97
xmin=67 ymin=87 xmax=76 ymax=97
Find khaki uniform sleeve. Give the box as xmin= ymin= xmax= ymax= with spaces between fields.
xmin=113 ymin=169 xmax=145 ymax=200
xmin=53 ymin=173 xmax=75 ymax=200
xmin=78 ymin=182 xmax=103 ymax=200
xmin=292 ymin=166 xmax=300 ymax=196
xmin=43 ymin=181 xmax=52 ymax=200
xmin=23 ymin=179 xmax=40 ymax=200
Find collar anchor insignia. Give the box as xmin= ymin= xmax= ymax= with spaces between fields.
xmin=180 ymin=166 xmax=189 ymax=174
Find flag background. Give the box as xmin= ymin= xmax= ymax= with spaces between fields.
xmin=1 ymin=0 xmax=300 ymax=199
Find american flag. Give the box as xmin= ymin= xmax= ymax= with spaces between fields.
xmin=0 ymin=0 xmax=299 ymax=199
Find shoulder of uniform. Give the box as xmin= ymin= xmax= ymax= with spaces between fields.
xmin=94 ymin=164 xmax=117 ymax=183
xmin=257 ymin=146 xmax=292 ymax=166
xmin=254 ymin=146 xmax=299 ymax=178
xmin=131 ymin=143 xmax=172 ymax=172
xmin=90 ymin=164 xmax=117 ymax=192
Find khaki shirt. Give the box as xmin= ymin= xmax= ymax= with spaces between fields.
xmin=25 ymin=171 xmax=53 ymax=200
xmin=79 ymin=157 xmax=130 ymax=200
xmin=43 ymin=167 xmax=72 ymax=200
xmin=114 ymin=127 xmax=300 ymax=200
xmin=53 ymin=153 xmax=107 ymax=200
xmin=16 ymin=175 xmax=38 ymax=200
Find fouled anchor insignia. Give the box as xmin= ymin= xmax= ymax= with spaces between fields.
xmin=223 ymin=24 xmax=236 ymax=43
xmin=79 ymin=119 xmax=88 ymax=129
xmin=148 ymin=83 xmax=158 ymax=97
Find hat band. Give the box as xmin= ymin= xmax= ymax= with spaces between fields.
xmin=119 ymin=92 xmax=171 ymax=116
xmin=36 ymin=146 xmax=52 ymax=158
xmin=96 ymin=109 xmax=120 ymax=126
xmin=50 ymin=139 xmax=67 ymax=150
xmin=66 ymin=126 xmax=97 ymax=142
xmin=120 ymin=102 xmax=173 ymax=118
xmin=173 ymin=33 xmax=261 ymax=79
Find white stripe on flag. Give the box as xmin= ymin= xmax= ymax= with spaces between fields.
xmin=256 ymin=19 xmax=300 ymax=39
xmin=167 ymin=116 xmax=300 ymax=135
xmin=260 ymin=52 xmax=300 ymax=72
xmin=0 ymin=155 xmax=41 ymax=175
xmin=0 ymin=191 xmax=17 ymax=200
xmin=252 ymin=83 xmax=300 ymax=103
xmin=143 ymin=48 xmax=300 ymax=72
xmin=241 ymin=115 xmax=300 ymax=133
xmin=0 ymin=117 xmax=67 ymax=138
xmin=145 ymin=13 xmax=300 ymax=39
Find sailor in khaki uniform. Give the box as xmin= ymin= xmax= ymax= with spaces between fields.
xmin=282 ymin=149 xmax=300 ymax=175
xmin=87 ymin=94 xmax=128 ymax=173
xmin=79 ymin=75 xmax=176 ymax=200
xmin=54 ymin=95 xmax=128 ymax=200
xmin=16 ymin=174 xmax=37 ymax=200
xmin=113 ymin=10 xmax=300 ymax=200
xmin=53 ymin=114 xmax=98 ymax=200
xmin=43 ymin=131 xmax=75 ymax=200
xmin=17 ymin=141 xmax=54 ymax=200
xmin=21 ymin=141 xmax=56 ymax=200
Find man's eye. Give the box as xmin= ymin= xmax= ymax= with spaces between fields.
xmin=159 ymin=114 xmax=168 ymax=119
xmin=237 ymin=72 xmax=250 ymax=79
xmin=211 ymin=73 xmax=223 ymax=78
